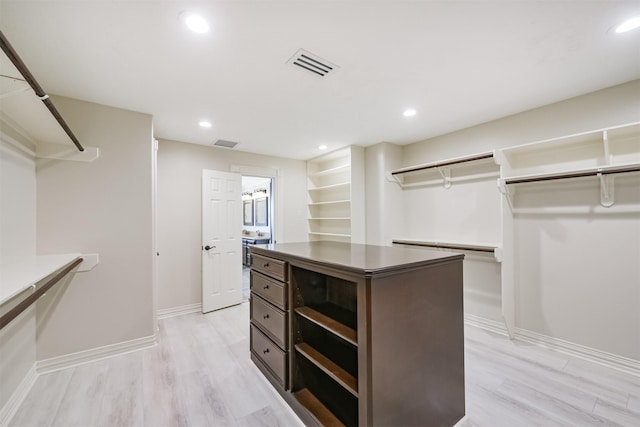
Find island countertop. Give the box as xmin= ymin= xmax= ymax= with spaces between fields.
xmin=251 ymin=241 xmax=463 ymax=277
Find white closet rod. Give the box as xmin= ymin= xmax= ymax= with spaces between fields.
xmin=504 ymin=164 xmax=640 ymax=185
xmin=392 ymin=239 xmax=496 ymax=254
xmin=391 ymin=152 xmax=494 ymax=176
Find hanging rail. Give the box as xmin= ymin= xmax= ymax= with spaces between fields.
xmin=504 ymin=164 xmax=640 ymax=185
xmin=390 ymin=152 xmax=494 ymax=176
xmin=0 ymin=256 xmax=82 ymax=331
xmin=392 ymin=239 xmax=496 ymax=253
xmin=0 ymin=29 xmax=84 ymax=152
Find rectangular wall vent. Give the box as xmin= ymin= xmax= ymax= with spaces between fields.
xmin=287 ymin=48 xmax=339 ymax=77
xmin=212 ymin=139 xmax=239 ymax=149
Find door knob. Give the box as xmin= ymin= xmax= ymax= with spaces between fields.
xmin=204 ymin=245 xmax=215 ymax=251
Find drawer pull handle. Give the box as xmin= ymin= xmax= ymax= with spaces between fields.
xmin=263 ymin=314 xmax=269 ymax=319
xmin=263 ymin=348 xmax=270 ymax=354
xmin=263 ymin=263 xmax=270 ymax=268
xmin=263 ymin=285 xmax=269 ymax=289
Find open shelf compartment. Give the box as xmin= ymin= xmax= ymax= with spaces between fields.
xmin=291 ymin=264 xmax=359 ymax=426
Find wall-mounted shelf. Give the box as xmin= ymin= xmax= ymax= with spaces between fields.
xmin=0 ymin=253 xmax=100 ymax=307
xmin=390 ymin=151 xmax=495 ymax=176
xmin=308 ymin=217 xmax=351 ymax=220
xmin=307 ymin=182 xmax=350 ymax=192
xmin=498 ymin=122 xmax=640 ymax=208
xmin=0 ymin=253 xmax=81 ymax=306
xmin=393 ymin=239 xmax=502 ymax=262
xmin=308 ymin=232 xmax=351 ymax=238
xmin=388 ymin=151 xmax=497 ymax=188
xmin=1 ymin=30 xmax=85 ymax=153
xmin=308 ymin=163 xmax=350 ymax=177
xmin=503 ymin=163 xmax=640 ymax=185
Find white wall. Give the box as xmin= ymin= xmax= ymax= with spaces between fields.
xmin=156 ymin=139 xmax=307 ymax=311
xmin=35 ymin=96 xmax=155 ymax=360
xmin=0 ymin=139 xmax=37 ymax=416
xmin=364 ymin=142 xmax=402 ymax=246
xmin=391 ymin=80 xmax=640 ymax=360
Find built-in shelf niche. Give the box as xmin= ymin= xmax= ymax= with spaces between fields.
xmin=307 ymin=146 xmax=364 ymax=243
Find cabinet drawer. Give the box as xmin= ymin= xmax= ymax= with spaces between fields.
xmin=252 ymin=254 xmax=287 ymax=282
xmin=251 ymin=271 xmax=286 ymax=309
xmin=251 ymin=295 xmax=286 ymax=348
xmin=251 ymin=326 xmax=286 ymax=387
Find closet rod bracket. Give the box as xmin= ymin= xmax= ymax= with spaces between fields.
xmin=598 ymin=172 xmax=614 ymax=207
xmin=437 ymin=167 xmax=451 ymax=189
xmin=498 ymin=179 xmax=514 ymax=210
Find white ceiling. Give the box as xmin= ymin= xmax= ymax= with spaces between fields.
xmin=1 ymin=1 xmax=639 ymax=160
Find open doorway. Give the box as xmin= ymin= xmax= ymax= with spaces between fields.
xmin=241 ymin=176 xmax=274 ymax=300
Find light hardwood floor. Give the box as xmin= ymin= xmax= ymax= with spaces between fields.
xmin=9 ymin=302 xmax=640 ymax=426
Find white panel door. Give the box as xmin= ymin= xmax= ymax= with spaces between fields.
xmin=202 ymin=169 xmax=242 ymax=313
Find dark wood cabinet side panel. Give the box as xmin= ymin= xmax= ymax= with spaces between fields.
xmin=369 ymin=259 xmax=465 ymax=427
xmin=356 ymin=279 xmax=372 ymax=427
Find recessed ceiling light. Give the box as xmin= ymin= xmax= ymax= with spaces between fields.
xmin=615 ymin=16 xmax=640 ymax=33
xmin=403 ymin=109 xmax=417 ymax=117
xmin=183 ymin=13 xmax=210 ymax=34
xmin=318 ymin=144 xmax=328 ymax=150
xmin=199 ymin=121 xmax=212 ymax=128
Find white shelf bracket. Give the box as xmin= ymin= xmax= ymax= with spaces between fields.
xmin=386 ymin=171 xmax=404 ymax=186
xmin=598 ymin=172 xmax=615 ymax=207
xmin=498 ymin=179 xmax=514 ymax=210
xmin=437 ymin=167 xmax=452 ymax=189
xmin=493 ymin=247 xmax=503 ymax=263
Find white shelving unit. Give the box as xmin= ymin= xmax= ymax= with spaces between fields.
xmin=498 ymin=122 xmax=640 ymax=206
xmin=307 ymin=146 xmax=364 ymax=243
xmin=389 ymin=150 xmax=502 ymax=256
xmin=388 ymin=123 xmax=640 ymax=339
xmin=389 ymin=151 xmax=508 ymax=335
xmin=496 ymin=121 xmax=640 ymax=337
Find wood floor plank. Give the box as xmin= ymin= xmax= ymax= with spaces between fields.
xmin=97 ymin=352 xmax=144 ymax=427
xmin=465 ymin=346 xmax=600 ymax=413
xmin=593 ymin=398 xmax=640 ymax=426
xmin=496 ymin=379 xmax=624 ymax=426
xmin=8 ymin=368 xmax=73 ymax=427
xmin=141 ymin=338 xmax=189 ymax=427
xmin=563 ymin=357 xmax=640 ymax=397
xmin=177 ymin=369 xmax=236 ymax=427
xmin=465 ymin=329 xmax=632 ymax=408
xmin=8 ymin=300 xmax=640 ymax=427
xmin=465 ymin=381 xmax=563 ymax=427
xmin=628 ymin=394 xmax=640 ymax=413
xmin=51 ymin=359 xmax=109 ymax=426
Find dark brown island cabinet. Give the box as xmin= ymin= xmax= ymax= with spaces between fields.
xmin=249 ymin=241 xmax=465 ymax=427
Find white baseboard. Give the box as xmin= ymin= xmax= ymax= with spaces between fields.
xmin=0 ymin=364 xmax=37 ymax=427
xmin=514 ymin=327 xmax=640 ymax=377
xmin=37 ymin=334 xmax=157 ymax=374
xmin=464 ymin=313 xmax=509 ymax=336
xmin=464 ymin=313 xmax=640 ymax=377
xmin=157 ymin=303 xmax=201 ymax=319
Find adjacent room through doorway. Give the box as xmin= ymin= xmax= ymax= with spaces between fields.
xmin=241 ymin=176 xmax=274 ymax=300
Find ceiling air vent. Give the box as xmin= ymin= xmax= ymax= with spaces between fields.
xmin=287 ymin=48 xmax=338 ymax=77
xmin=212 ymin=139 xmax=239 ymax=149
